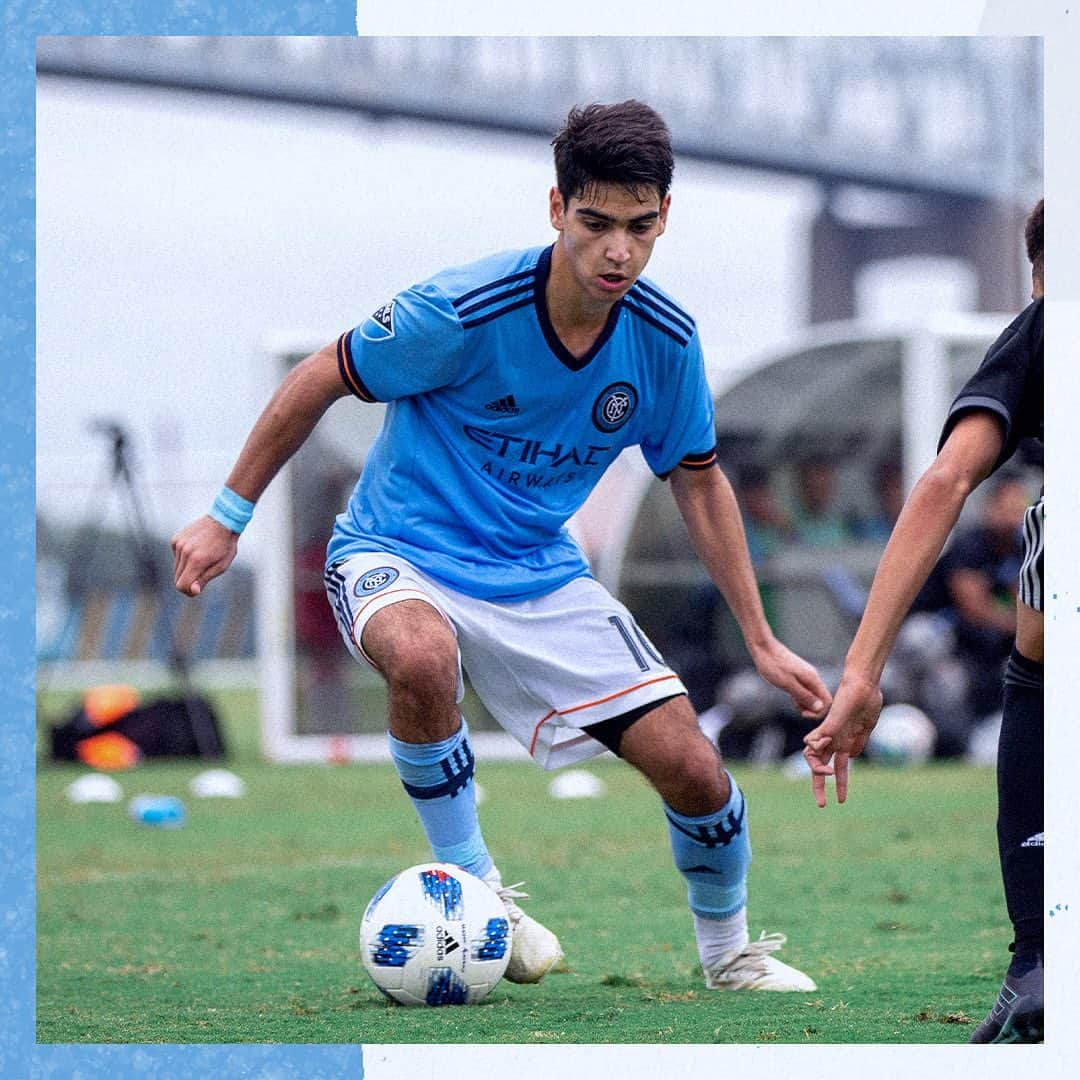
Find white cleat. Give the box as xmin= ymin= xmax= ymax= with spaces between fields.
xmin=485 ymin=877 xmax=566 ymax=984
xmin=704 ymin=931 xmax=816 ymax=992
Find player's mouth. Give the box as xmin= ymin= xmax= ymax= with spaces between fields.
xmin=597 ymin=272 xmax=629 ymax=292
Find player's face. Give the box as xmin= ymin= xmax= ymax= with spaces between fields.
xmin=549 ymin=182 xmax=670 ymax=304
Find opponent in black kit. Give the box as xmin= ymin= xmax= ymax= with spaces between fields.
xmin=803 ymin=199 xmax=1044 ymax=1043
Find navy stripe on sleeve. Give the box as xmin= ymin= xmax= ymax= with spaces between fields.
xmin=623 ymin=299 xmax=690 ymax=346
xmin=337 ymin=330 xmax=378 ymax=402
xmin=629 ymin=282 xmax=695 ymax=337
xmin=678 ymin=447 xmax=719 ymax=470
xmin=457 ymin=281 xmax=535 ymax=319
xmin=460 ymin=295 xmax=535 ymax=330
xmin=451 ymin=268 xmax=536 ymax=310
xmin=633 ymin=280 xmax=695 ymax=328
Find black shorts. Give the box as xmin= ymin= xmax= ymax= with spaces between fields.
xmin=582 ymin=693 xmax=685 ymax=756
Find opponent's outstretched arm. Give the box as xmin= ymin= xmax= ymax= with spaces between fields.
xmin=803 ymin=410 xmax=1004 ymax=806
xmin=670 ymin=464 xmax=831 ymax=720
xmin=172 ymin=342 xmax=350 ymax=597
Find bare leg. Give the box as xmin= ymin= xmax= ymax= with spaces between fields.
xmin=615 ymin=694 xmax=814 ymax=990
xmin=359 ymin=597 xmax=563 ymax=983
xmin=360 ymin=598 xmax=491 ymax=873
xmin=617 ymin=694 xmax=730 ymax=814
xmin=360 ymin=599 xmax=461 ymax=743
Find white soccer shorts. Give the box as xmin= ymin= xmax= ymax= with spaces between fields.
xmin=323 ymin=552 xmax=687 ymax=770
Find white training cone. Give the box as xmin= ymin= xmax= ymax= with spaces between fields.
xmin=189 ymin=768 xmax=246 ymax=799
xmin=65 ymin=773 xmax=123 ymax=804
xmin=548 ymin=769 xmax=606 ymax=800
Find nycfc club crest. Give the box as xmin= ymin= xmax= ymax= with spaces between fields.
xmin=592 ymin=382 xmax=638 ymax=433
xmin=360 ymin=300 xmax=396 ymax=341
xmin=356 ymin=567 xmax=400 ymax=595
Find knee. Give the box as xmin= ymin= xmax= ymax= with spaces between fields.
xmin=650 ymin=740 xmax=729 ymax=816
xmin=679 ymin=746 xmax=729 ymax=810
xmin=388 ymin=632 xmax=457 ymax=700
xmin=365 ymin=608 xmax=459 ymax=704
xmin=619 ymin=700 xmax=732 ymax=814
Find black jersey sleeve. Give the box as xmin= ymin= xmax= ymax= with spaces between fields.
xmin=938 ymin=299 xmax=1043 ymax=472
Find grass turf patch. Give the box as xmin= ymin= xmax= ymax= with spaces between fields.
xmin=37 ymin=691 xmax=1004 ymax=1043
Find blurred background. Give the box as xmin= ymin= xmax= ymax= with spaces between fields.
xmin=35 ymin=36 xmax=1043 ymax=768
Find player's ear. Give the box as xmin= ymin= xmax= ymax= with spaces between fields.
xmin=656 ymin=193 xmax=671 ymax=237
xmin=549 ymin=186 xmax=566 ymax=232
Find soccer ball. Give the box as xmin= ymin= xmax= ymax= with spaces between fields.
xmin=359 ymin=862 xmax=511 ymax=1006
xmin=867 ymin=703 xmax=937 ymax=765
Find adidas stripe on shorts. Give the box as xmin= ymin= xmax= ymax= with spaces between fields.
xmin=324 ymin=552 xmax=687 ymax=770
xmin=1019 ymin=494 xmax=1044 ymax=613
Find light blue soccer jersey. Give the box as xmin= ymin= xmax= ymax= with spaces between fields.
xmin=326 ymin=244 xmax=716 ymax=600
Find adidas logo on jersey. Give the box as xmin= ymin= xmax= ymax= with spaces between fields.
xmin=1021 ymin=832 xmax=1044 ymax=848
xmin=484 ymin=394 xmax=521 ymax=416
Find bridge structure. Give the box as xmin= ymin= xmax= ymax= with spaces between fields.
xmin=38 ymin=35 xmax=1043 ymax=319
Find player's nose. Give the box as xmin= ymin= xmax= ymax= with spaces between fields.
xmin=605 ymin=231 xmax=632 ymax=264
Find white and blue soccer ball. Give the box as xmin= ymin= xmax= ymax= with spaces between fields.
xmin=867 ymin=703 xmax=937 ymax=766
xmin=360 ymin=862 xmax=511 ymax=1006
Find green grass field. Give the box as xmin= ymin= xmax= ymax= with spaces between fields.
xmin=36 ymin=690 xmax=1007 ymax=1044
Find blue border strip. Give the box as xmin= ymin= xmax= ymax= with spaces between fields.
xmin=1 ymin=4 xmax=363 ymax=1078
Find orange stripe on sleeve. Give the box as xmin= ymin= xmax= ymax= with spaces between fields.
xmin=678 ymin=450 xmax=717 ymax=470
xmin=337 ymin=331 xmax=376 ymax=402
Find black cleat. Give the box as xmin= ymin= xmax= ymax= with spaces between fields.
xmin=969 ymin=958 xmax=1043 ymax=1043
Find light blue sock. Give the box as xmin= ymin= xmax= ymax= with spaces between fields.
xmin=388 ymin=718 xmax=494 ymax=879
xmin=665 ymin=772 xmax=751 ymax=919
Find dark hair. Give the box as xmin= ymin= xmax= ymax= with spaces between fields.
xmin=552 ymin=100 xmax=674 ymax=206
xmin=1025 ymin=198 xmax=1043 ymax=281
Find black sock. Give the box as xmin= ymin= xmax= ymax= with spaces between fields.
xmin=998 ymin=647 xmax=1044 ymax=963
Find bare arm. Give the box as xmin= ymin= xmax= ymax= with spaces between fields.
xmin=172 ymin=341 xmax=351 ymax=596
xmin=803 ymin=410 xmax=1005 ymax=805
xmin=670 ymin=464 xmax=831 ymax=718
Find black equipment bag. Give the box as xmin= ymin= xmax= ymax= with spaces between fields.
xmin=50 ymin=695 xmax=227 ymax=763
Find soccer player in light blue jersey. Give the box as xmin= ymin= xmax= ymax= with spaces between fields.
xmin=173 ymin=101 xmax=831 ymax=993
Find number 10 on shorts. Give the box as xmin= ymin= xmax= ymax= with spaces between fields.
xmin=608 ymin=615 xmax=663 ymax=672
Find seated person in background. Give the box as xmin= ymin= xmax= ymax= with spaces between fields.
xmin=735 ymin=464 xmax=793 ymax=565
xmin=915 ymin=471 xmax=1028 ymax=723
xmin=855 ymin=456 xmax=905 ymax=543
xmin=790 ymin=454 xmax=853 ymax=548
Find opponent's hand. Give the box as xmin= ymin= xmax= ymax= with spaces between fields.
xmin=171 ymin=515 xmax=239 ymax=597
xmin=748 ymin=636 xmax=832 ymax=720
xmin=803 ymin=673 xmax=883 ymax=807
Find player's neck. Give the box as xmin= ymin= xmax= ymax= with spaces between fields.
xmin=545 ymin=243 xmax=616 ymax=357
